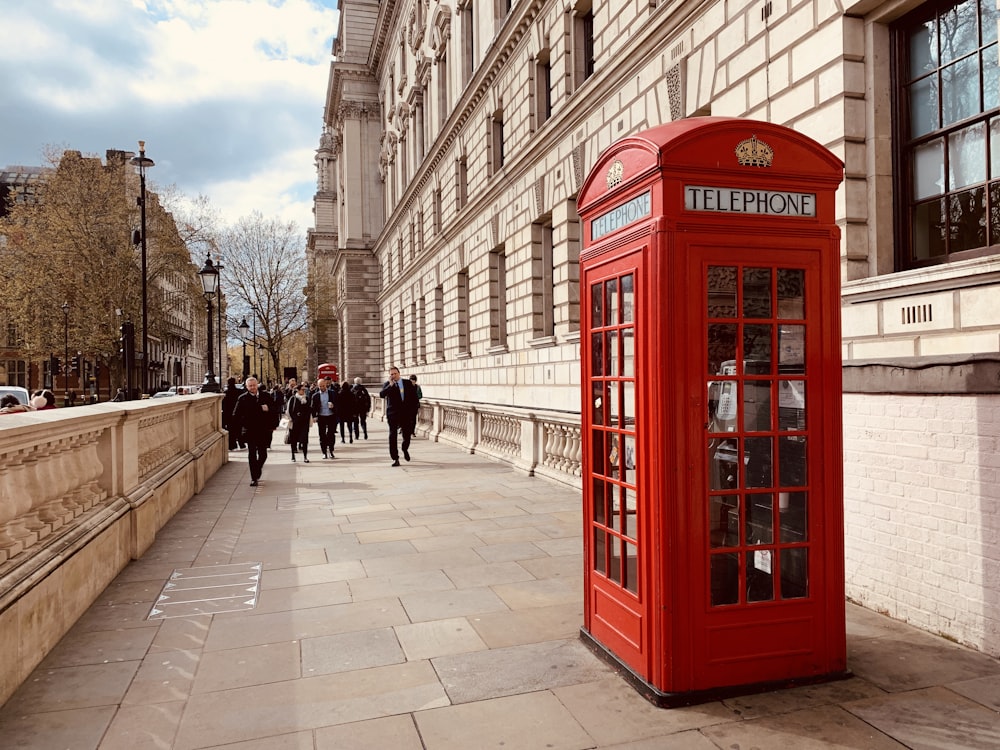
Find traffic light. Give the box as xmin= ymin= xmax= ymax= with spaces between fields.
xmin=71 ymin=354 xmax=81 ymax=374
xmin=50 ymin=354 xmax=61 ymax=376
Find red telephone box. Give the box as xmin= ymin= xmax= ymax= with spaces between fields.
xmin=577 ymin=117 xmax=847 ymax=705
xmin=318 ymin=363 xmax=339 ymax=383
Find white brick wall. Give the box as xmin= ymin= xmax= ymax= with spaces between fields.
xmin=843 ymin=393 xmax=1000 ymax=657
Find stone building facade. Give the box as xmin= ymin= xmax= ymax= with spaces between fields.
xmin=311 ymin=0 xmax=999 ymax=655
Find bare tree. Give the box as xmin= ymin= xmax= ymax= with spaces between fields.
xmin=219 ymin=212 xmax=308 ymax=380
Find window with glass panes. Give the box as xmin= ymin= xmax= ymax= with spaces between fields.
xmin=895 ymin=0 xmax=1000 ymax=267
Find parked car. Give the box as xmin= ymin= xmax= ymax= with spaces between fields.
xmin=150 ymin=391 xmax=176 ymax=399
xmin=0 ymin=386 xmax=31 ymax=405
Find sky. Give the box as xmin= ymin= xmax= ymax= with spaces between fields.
xmin=0 ymin=0 xmax=341 ymax=233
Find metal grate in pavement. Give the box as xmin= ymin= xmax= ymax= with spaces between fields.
xmin=147 ymin=562 xmax=262 ymax=620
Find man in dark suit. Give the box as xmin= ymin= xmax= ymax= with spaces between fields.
xmin=379 ymin=366 xmax=418 ymax=466
xmin=231 ymin=377 xmax=280 ymax=486
xmin=310 ymin=377 xmax=337 ymax=459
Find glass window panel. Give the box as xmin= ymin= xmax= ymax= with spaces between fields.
xmin=779 ymin=325 xmax=805 ymax=372
xmin=746 ymin=437 xmax=773 ymax=488
xmin=780 ymin=548 xmax=808 ymax=599
xmin=991 ymin=181 xmax=1000 ymax=245
xmin=708 ymin=324 xmax=738 ymax=376
xmin=746 ymin=493 xmax=774 ymax=545
xmin=913 ymin=139 xmax=945 ymax=199
xmin=742 ymin=268 xmax=772 ymax=318
xmin=908 ymin=19 xmax=937 ymax=78
xmin=622 ymin=328 xmax=635 ymax=377
xmin=709 ymin=494 xmax=739 ymax=548
xmin=623 ymin=433 xmax=636 ymax=485
xmin=941 ymin=56 xmax=979 ymax=126
xmin=985 ymin=45 xmax=999 ymax=110
xmin=591 ymin=332 xmax=604 ymax=376
xmin=592 ymin=476 xmax=607 ymax=523
xmin=747 ymin=550 xmax=775 ymax=602
xmin=986 ymin=2 xmax=999 ymax=46
xmin=608 ymin=330 xmax=619 ymax=376
xmin=913 ymin=199 xmax=947 ymax=259
xmin=608 ymin=381 xmax=620 ymax=428
xmin=707 ymin=265 xmax=738 ymax=318
xmin=622 ymin=380 xmax=635 ymax=429
xmin=743 ymin=380 xmax=772 ymax=432
xmin=949 ymin=186 xmax=987 ymax=252
xmin=776 ymin=269 xmax=804 ymax=319
xmin=591 ymin=282 xmax=603 ymax=325
xmin=624 ymin=486 xmax=638 ymax=539
xmin=608 ymin=433 xmax=620 ymax=478
xmin=591 ymin=430 xmax=606 ymax=479
xmin=624 ymin=542 xmax=638 ymax=594
xmin=711 ymin=553 xmax=740 ymax=606
xmin=939 ymin=1 xmax=978 ymax=63
xmin=779 ymin=436 xmax=808 ymax=487
xmin=621 ymin=274 xmax=634 ymax=322
xmin=778 ymin=380 xmax=806 ymax=431
xmin=909 ymin=76 xmax=939 ymax=138
xmin=592 ymin=381 xmax=606 ymax=425
xmin=709 ymin=439 xmax=740 ymax=490
xmin=744 ymin=325 xmax=773 ymax=374
xmin=949 ymin=123 xmax=987 ymax=189
xmin=780 ymin=491 xmax=808 ymax=543
xmin=606 ymin=277 xmax=619 ymax=325
xmin=609 ymin=535 xmax=622 ymax=584
xmin=593 ymin=528 xmax=606 ymax=574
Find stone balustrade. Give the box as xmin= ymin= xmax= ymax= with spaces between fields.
xmin=411 ymin=399 xmax=583 ymax=488
xmin=0 ymin=395 xmax=227 ymax=705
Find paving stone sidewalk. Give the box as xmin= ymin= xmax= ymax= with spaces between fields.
xmin=1 ymin=420 xmax=999 ymax=749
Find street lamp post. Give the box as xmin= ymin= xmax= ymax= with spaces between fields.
xmin=129 ymin=141 xmax=154 ymax=396
xmin=61 ymin=301 xmax=69 ymax=405
xmin=214 ymin=258 xmax=224 ymax=386
xmin=238 ymin=318 xmax=250 ymax=378
xmin=251 ymin=306 xmax=259 ymax=378
xmin=198 ymin=254 xmax=220 ymax=393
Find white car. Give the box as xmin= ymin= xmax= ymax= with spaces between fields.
xmin=0 ymin=386 xmax=31 ymax=405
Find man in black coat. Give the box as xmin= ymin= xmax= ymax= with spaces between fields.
xmin=379 ymin=366 xmax=418 ymax=466
xmin=309 ymin=377 xmax=337 ymax=459
xmin=231 ymin=377 xmax=280 ymax=486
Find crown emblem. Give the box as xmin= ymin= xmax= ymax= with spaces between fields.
xmin=606 ymin=160 xmax=624 ymax=189
xmin=735 ymin=135 xmax=774 ymax=167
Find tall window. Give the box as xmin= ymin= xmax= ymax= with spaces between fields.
xmin=438 ymin=52 xmax=450 ymax=122
xmin=490 ymin=108 xmax=505 ymax=174
xmin=534 ymin=50 xmax=553 ymax=128
xmin=433 ymin=285 xmax=445 ymax=360
xmin=573 ymin=1 xmax=595 ymax=90
xmin=417 ymin=296 xmax=427 ymax=362
xmin=532 ymin=217 xmax=555 ymax=338
xmin=489 ymin=246 xmax=508 ymax=349
xmin=461 ymin=2 xmax=475 ymax=85
xmin=457 ymin=269 xmax=470 ymax=355
xmin=434 ymin=187 xmax=443 ymax=233
xmin=895 ymin=0 xmax=999 ymax=267
xmin=457 ymin=155 xmax=469 ymax=210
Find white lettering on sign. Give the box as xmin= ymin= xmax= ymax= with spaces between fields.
xmin=591 ymin=191 xmax=651 ymax=240
xmin=685 ymin=186 xmax=816 ymax=217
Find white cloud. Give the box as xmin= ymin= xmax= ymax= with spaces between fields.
xmin=0 ymin=0 xmax=339 ymax=233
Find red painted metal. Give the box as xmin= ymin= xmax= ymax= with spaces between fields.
xmin=577 ymin=118 xmax=846 ymax=704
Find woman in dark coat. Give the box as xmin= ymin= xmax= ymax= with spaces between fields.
xmin=336 ymin=380 xmax=356 ymax=444
xmin=287 ymin=383 xmax=312 ymax=462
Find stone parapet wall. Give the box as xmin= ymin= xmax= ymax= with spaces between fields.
xmin=0 ymin=395 xmax=227 ymax=706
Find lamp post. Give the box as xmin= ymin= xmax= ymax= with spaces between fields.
xmin=250 ymin=305 xmax=259 ymax=378
xmin=198 ymin=253 xmax=221 ymax=393
xmin=61 ymin=301 xmax=69 ymax=404
xmin=238 ymin=318 xmax=250 ymax=378
xmin=129 ymin=141 xmax=154 ymax=396
xmin=214 ymin=257 xmax=224 ymax=385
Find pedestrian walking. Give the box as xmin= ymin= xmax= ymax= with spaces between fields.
xmin=222 ymin=377 xmax=241 ymax=450
xmin=379 ymin=366 xmax=418 ymax=466
xmin=336 ymin=379 xmax=356 ymax=444
xmin=231 ymin=377 xmax=280 ymax=487
xmin=351 ymin=377 xmax=371 ymax=439
xmin=310 ymin=377 xmax=337 ymax=459
xmin=287 ymin=383 xmax=312 ymax=462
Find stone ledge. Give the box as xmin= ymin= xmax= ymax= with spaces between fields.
xmin=843 ymin=354 xmax=1000 ymax=394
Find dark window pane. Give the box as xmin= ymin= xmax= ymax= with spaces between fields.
xmin=711 ymin=553 xmax=740 ymax=606
xmin=608 ymin=380 xmax=620 ymax=427
xmin=593 ymin=528 xmax=606 ymax=574
xmin=743 ymin=324 xmax=773 ymax=373
xmin=592 ymin=476 xmax=607 ymax=523
xmin=909 ymin=19 xmax=937 ymax=77
xmin=743 ymin=268 xmax=772 ymax=318
xmin=623 ymin=433 xmax=636 ymax=485
xmin=591 ymin=332 xmax=603 ymax=375
xmin=747 ymin=550 xmax=775 ymax=602
xmin=592 ymin=381 xmax=606 ymax=425
xmin=709 ymin=438 xmax=740 ymax=490
xmin=708 ymin=266 xmax=738 ymax=318
xmin=609 ymin=535 xmax=622 ymax=584
xmin=746 ymin=437 xmax=773 ymax=488
xmin=913 ymin=199 xmax=947 ymax=259
xmin=779 ymin=436 xmax=808 ymax=487
xmin=621 ymin=274 xmax=634 ymax=322
xmin=708 ymin=324 xmax=738 ymax=376
xmin=746 ymin=493 xmax=774 ymax=544
xmin=624 ymin=486 xmax=637 ymax=539
xmin=606 ymin=277 xmax=618 ymax=325
xmin=591 ymin=282 xmax=602 ymax=324
xmin=779 ymin=325 xmax=805 ymax=372
xmin=776 ymin=269 xmax=804 ymax=319
xmin=991 ymin=181 xmax=1000 ymax=245
xmin=780 ymin=491 xmax=808 ymax=543
xmin=909 ymin=75 xmax=939 ymax=138
xmin=949 ymin=186 xmax=987 ymax=252
xmin=709 ymin=494 xmax=739 ymax=548
xmin=624 ymin=542 xmax=638 ymax=594
xmin=778 ymin=380 xmax=807 ymax=431
xmin=743 ymin=380 xmax=772 ymax=432
xmin=780 ymin=548 xmax=809 ymax=599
